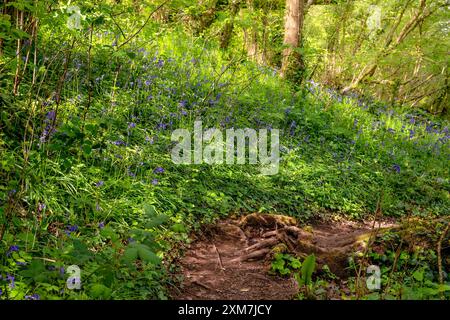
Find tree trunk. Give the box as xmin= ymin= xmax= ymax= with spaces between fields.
xmin=220 ymin=0 xmax=241 ymax=49
xmin=280 ymin=0 xmax=305 ymax=83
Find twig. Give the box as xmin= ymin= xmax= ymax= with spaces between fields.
xmin=117 ymin=0 xmax=169 ymax=49
xmin=192 ymin=280 xmax=213 ymax=291
xmin=213 ymin=242 xmax=225 ymax=271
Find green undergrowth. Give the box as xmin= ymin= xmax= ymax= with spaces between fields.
xmin=0 ymin=29 xmax=448 ymax=299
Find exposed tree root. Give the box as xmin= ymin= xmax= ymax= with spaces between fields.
xmin=173 ymin=213 xmax=400 ymax=300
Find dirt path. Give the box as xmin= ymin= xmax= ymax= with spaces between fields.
xmin=172 ymin=214 xmax=396 ymax=300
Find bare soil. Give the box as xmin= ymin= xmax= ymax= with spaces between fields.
xmin=171 ymin=213 xmax=397 ymax=300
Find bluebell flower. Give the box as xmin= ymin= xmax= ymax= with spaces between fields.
xmin=128 ymin=122 xmax=136 ymax=129
xmin=46 ymin=110 xmax=56 ymax=121
xmin=156 ymin=123 xmax=167 ymax=130
xmin=25 ymin=294 xmax=40 ymax=300
xmin=8 ymin=245 xmax=19 ymax=253
xmin=151 ymin=179 xmax=158 ymax=185
xmin=66 ymin=225 xmax=78 ymax=235
xmin=113 ymin=140 xmax=125 ymax=146
xmin=98 ymin=221 xmax=105 ymax=229
xmin=95 ymin=180 xmax=104 ymax=187
xmin=7 ymin=274 xmax=15 ymax=288
xmin=289 ymin=120 xmax=297 ymax=136
xmin=392 ymin=164 xmax=401 ymax=173
xmin=153 ymin=167 xmax=164 ymax=174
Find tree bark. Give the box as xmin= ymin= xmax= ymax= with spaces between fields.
xmin=280 ymin=0 xmax=305 ymax=83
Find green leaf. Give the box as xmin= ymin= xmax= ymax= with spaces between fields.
xmin=413 ymin=269 xmax=424 ymax=282
xmin=171 ymin=223 xmax=186 ymax=233
xmin=290 ymin=258 xmax=302 ymax=269
xmin=136 ymin=244 xmax=161 ymax=264
xmin=90 ymin=283 xmax=112 ymax=299
xmin=145 ymin=214 xmax=169 ymax=228
xmin=122 ymin=243 xmax=160 ymax=265
xmin=143 ymin=204 xmax=157 ymax=217
xmin=19 ymin=259 xmax=46 ymax=282
xmin=301 ymin=254 xmax=316 ymax=286
xmin=122 ymin=246 xmax=138 ymax=264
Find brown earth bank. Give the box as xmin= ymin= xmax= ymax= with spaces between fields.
xmin=170 ymin=213 xmax=399 ymax=300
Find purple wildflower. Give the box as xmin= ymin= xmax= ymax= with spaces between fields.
xmin=7 ymin=274 xmax=15 ymax=288
xmin=151 ymin=179 xmax=158 ymax=185
xmin=98 ymin=221 xmax=105 ymax=229
xmin=8 ymin=245 xmax=19 ymax=253
xmin=392 ymin=164 xmax=401 ymax=173
xmin=113 ymin=140 xmax=125 ymax=146
xmin=153 ymin=167 xmax=164 ymax=174
xmin=95 ymin=180 xmax=104 ymax=187
xmin=66 ymin=225 xmax=78 ymax=235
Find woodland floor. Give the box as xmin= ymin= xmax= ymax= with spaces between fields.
xmin=171 ymin=214 xmax=397 ymax=300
